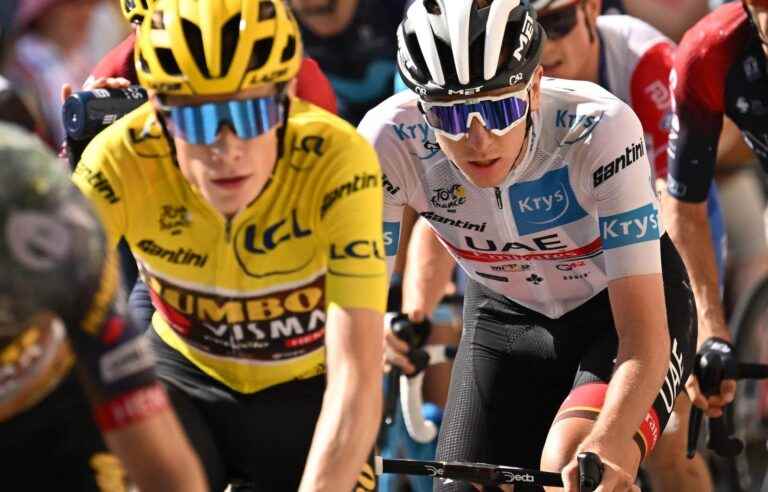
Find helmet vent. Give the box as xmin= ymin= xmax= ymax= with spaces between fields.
xmin=423 ymin=0 xmax=441 ymax=15
xmin=248 ymin=38 xmax=274 ymax=72
xmin=259 ymin=1 xmax=276 ymax=21
xmin=281 ymin=35 xmax=296 ymax=62
xmin=140 ymin=0 xmax=149 ymax=8
xmin=181 ymin=19 xmax=211 ymax=78
xmin=155 ymin=48 xmax=182 ymax=76
xmin=221 ymin=14 xmax=242 ymax=76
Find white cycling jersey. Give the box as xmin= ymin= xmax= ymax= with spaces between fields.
xmin=359 ymin=77 xmax=664 ymax=319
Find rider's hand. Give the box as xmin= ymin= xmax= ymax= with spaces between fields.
xmin=382 ymin=312 xmax=425 ymax=375
xmin=686 ymin=334 xmax=737 ymax=418
xmin=562 ymin=443 xmax=639 ymax=492
xmin=60 ymin=76 xmax=132 ymax=103
xmin=685 ymin=373 xmax=736 ymax=418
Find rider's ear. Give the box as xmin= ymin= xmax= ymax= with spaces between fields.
xmin=529 ymin=66 xmax=544 ymax=112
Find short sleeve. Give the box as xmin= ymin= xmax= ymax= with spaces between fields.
xmin=358 ymin=105 xmax=415 ymax=277
xmin=319 ymin=133 xmax=388 ymax=314
xmin=72 ymin=134 xmax=127 ymax=250
xmin=585 ymin=101 xmax=663 ymax=280
xmin=666 ymin=5 xmax=746 ymax=202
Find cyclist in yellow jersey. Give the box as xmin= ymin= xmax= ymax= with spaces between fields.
xmin=72 ymin=1 xmax=387 ymax=490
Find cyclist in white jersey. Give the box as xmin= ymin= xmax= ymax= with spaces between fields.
xmin=360 ymin=1 xmax=696 ymax=490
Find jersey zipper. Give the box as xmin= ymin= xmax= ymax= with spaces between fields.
xmin=225 ymin=219 xmax=233 ymax=242
xmin=494 ymin=187 xmax=503 ymax=209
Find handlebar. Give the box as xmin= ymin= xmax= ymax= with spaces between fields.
xmin=382 ymin=313 xmax=457 ymax=443
xmin=375 ymin=452 xmax=604 ymax=490
xmin=687 ymin=337 xmax=768 ymax=458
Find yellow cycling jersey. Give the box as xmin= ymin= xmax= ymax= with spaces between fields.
xmin=73 ymin=98 xmax=387 ymax=393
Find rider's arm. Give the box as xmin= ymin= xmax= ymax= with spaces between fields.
xmin=358 ymin=104 xmax=428 ymax=373
xmin=298 ymin=134 xmax=387 ymax=492
xmin=581 ymin=101 xmax=669 ymax=456
xmin=663 ymin=37 xmax=731 ymax=347
xmin=585 ymin=274 xmax=670 ymax=453
xmin=358 ymin=104 xmax=422 ymax=281
xmin=402 ymin=218 xmax=456 ymax=321
xmin=64 ymin=243 xmax=205 ymax=492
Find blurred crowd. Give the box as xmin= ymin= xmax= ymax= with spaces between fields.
xmin=1 ymin=0 xmax=767 ymax=490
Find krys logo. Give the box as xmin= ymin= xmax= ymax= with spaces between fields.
xmin=383 ymin=222 xmax=400 ymax=256
xmin=600 ymin=203 xmax=660 ymax=250
xmin=431 ymin=184 xmax=466 ymax=213
xmin=555 ymin=110 xmax=604 ymax=145
xmin=508 ymin=167 xmax=587 ymax=235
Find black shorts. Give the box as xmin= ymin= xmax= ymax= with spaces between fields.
xmin=434 ymin=235 xmax=696 ymax=491
xmin=147 ymin=329 xmax=377 ymax=491
xmin=0 ymin=370 xmax=129 ymax=491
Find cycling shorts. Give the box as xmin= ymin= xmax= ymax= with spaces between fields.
xmin=434 ymin=234 xmax=696 ymax=491
xmin=0 ymin=370 xmax=130 ymax=491
xmin=147 ymin=329 xmax=377 ymax=491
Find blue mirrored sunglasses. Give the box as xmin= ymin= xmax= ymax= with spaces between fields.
xmin=420 ymin=84 xmax=531 ymax=141
xmin=162 ymin=95 xmax=284 ymax=145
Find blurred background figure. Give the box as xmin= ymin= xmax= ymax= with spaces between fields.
xmin=0 ymin=0 xmax=36 ymax=133
xmin=289 ymin=0 xmax=407 ymax=124
xmin=4 ymin=0 xmax=127 ymax=147
xmin=600 ymin=0 xmax=711 ymax=42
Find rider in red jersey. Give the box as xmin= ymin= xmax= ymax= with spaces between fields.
xmin=665 ymin=0 xmax=768 ymax=449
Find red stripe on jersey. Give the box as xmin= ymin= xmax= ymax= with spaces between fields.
xmin=445 ymin=237 xmax=603 ymax=263
xmin=101 ymin=316 xmax=126 ymax=346
xmin=148 ymin=286 xmax=192 ymax=336
xmin=94 ymin=383 xmax=169 ymax=432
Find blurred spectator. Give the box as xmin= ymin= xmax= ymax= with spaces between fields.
xmin=606 ymin=0 xmax=711 ymax=42
xmin=0 ymin=0 xmax=20 ymax=61
xmin=0 ymin=0 xmax=36 ymax=133
xmin=289 ymin=0 xmax=407 ymax=124
xmin=5 ymin=0 xmax=103 ymax=146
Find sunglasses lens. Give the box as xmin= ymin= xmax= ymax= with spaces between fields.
xmin=425 ymin=104 xmax=471 ymax=135
xmin=168 ymin=96 xmax=282 ymax=145
xmin=424 ymin=94 xmax=529 ymax=137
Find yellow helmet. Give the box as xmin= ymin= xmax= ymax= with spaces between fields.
xmin=135 ymin=0 xmax=302 ymax=96
xmin=120 ymin=0 xmax=155 ymax=24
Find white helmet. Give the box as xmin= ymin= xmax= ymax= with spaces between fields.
xmin=397 ymin=0 xmax=545 ymax=98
